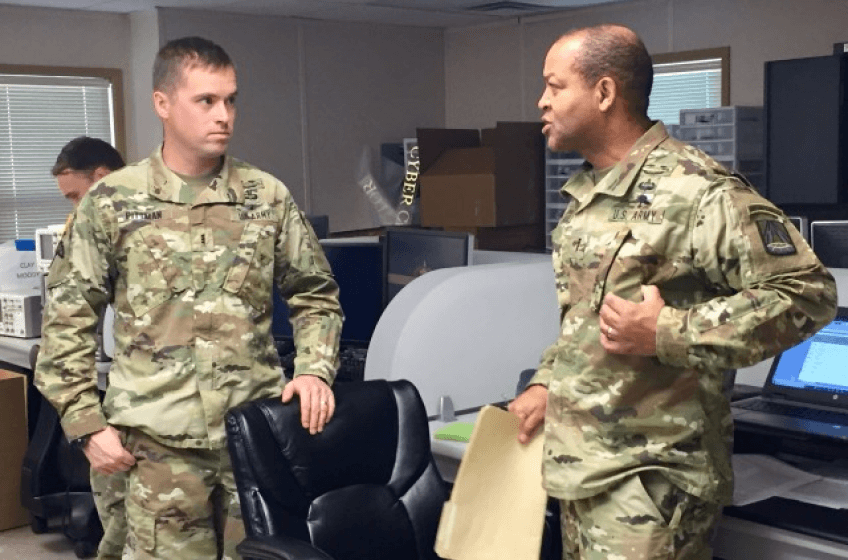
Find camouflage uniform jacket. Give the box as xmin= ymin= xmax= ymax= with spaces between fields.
xmin=36 ymin=146 xmax=343 ymax=449
xmin=530 ymin=122 xmax=837 ymax=504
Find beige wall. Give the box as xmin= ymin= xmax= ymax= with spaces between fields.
xmin=0 ymin=4 xmax=129 ymax=68
xmin=0 ymin=4 xmax=133 ymax=157
xmin=4 ymin=0 xmax=848 ymax=229
xmin=0 ymin=5 xmax=444 ymax=234
xmin=445 ymin=0 xmax=848 ymax=129
xmin=158 ymin=8 xmax=445 ymax=233
xmin=299 ymin=18 xmax=445 ymax=232
xmin=128 ymin=10 xmax=162 ymax=161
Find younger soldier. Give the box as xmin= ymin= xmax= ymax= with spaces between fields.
xmin=36 ymin=37 xmax=343 ymax=559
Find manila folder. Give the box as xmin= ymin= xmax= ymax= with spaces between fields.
xmin=435 ymin=404 xmax=547 ymax=560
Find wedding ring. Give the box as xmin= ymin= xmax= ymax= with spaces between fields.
xmin=607 ymin=326 xmax=613 ymax=338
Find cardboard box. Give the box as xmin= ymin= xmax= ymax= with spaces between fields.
xmin=417 ymin=122 xmax=545 ymax=228
xmin=0 ymin=370 xmax=30 ymax=531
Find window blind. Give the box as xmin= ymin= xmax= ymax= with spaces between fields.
xmin=648 ymin=58 xmax=722 ymax=126
xmin=0 ymin=74 xmax=115 ymax=244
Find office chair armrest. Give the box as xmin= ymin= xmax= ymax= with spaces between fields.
xmin=236 ymin=535 xmax=334 ymax=560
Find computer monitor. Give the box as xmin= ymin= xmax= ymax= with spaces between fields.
xmin=34 ymin=224 xmax=65 ymax=274
xmin=811 ymin=221 xmax=848 ymax=268
xmin=765 ymin=54 xmax=848 ymax=204
xmin=787 ymin=216 xmax=809 ymax=241
xmin=272 ymin=239 xmax=385 ymax=346
xmin=384 ymin=227 xmax=473 ymax=304
xmin=305 ymin=214 xmax=329 ymax=240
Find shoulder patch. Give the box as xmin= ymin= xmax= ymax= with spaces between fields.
xmin=756 ymin=219 xmax=797 ymax=256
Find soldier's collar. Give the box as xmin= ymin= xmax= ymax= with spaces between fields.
xmin=147 ymin=146 xmax=245 ymax=205
xmin=592 ymin=121 xmax=668 ymax=199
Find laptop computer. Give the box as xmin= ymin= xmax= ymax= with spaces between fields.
xmin=732 ymin=307 xmax=848 ymax=441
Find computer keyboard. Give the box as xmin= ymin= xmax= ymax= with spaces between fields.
xmin=734 ymin=398 xmax=848 ymax=425
xmin=336 ymin=346 xmax=367 ymax=383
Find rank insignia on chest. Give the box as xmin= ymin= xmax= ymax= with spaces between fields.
xmin=610 ymin=205 xmax=665 ymax=224
xmin=243 ymin=180 xmax=262 ymax=207
xmin=756 ymin=219 xmax=797 ymax=256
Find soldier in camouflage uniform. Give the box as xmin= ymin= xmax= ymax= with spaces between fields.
xmin=509 ymin=25 xmax=837 ymax=559
xmin=35 ymin=37 xmax=343 ymax=560
xmin=52 ymin=136 xmax=128 ymax=560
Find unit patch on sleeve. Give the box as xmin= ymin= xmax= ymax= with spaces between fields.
xmin=756 ymin=219 xmax=797 ymax=256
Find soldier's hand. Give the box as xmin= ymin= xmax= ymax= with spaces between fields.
xmin=600 ymin=284 xmax=664 ymax=356
xmin=282 ymin=375 xmax=334 ymax=435
xmin=84 ymin=426 xmax=135 ymax=475
xmin=508 ymin=384 xmax=547 ymax=445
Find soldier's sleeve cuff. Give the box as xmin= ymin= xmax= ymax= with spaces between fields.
xmin=60 ymin=405 xmax=108 ymax=442
xmin=656 ymin=305 xmax=690 ymax=367
xmin=293 ymin=365 xmax=335 ymax=386
xmin=527 ymin=367 xmax=552 ymax=389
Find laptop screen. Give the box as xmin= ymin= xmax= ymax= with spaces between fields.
xmin=768 ymin=308 xmax=848 ymax=395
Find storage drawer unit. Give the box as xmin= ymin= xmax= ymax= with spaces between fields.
xmin=670 ymin=106 xmax=764 ymax=191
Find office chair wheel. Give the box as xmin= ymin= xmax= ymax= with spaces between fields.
xmin=74 ymin=540 xmax=98 ymax=558
xmin=30 ymin=514 xmax=48 ymax=534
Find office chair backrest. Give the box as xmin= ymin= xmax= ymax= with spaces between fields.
xmin=226 ymin=379 xmax=448 ymax=560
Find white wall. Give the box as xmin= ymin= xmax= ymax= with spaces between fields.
xmin=158 ymin=8 xmax=445 ymax=233
xmin=445 ymin=0 xmax=848 ymax=129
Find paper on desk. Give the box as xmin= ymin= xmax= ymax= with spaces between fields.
xmin=732 ymin=454 xmax=848 ymax=509
xmin=435 ymin=405 xmax=547 ymax=560
xmin=782 ymin=477 xmax=848 ymax=509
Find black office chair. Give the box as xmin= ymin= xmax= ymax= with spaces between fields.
xmin=225 ymin=379 xmax=449 ymax=560
xmin=20 ymin=344 xmax=103 ymax=558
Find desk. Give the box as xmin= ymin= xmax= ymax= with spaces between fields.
xmin=429 ymin=412 xmax=478 ymax=483
xmin=713 ymin=516 xmax=848 ymax=560
xmin=0 ymin=334 xmax=39 ymax=370
xmin=429 ymin=412 xmax=848 ymax=560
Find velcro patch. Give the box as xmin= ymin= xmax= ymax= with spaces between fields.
xmin=756 ymin=219 xmax=797 ymax=256
xmin=609 ymin=205 xmax=665 ymax=224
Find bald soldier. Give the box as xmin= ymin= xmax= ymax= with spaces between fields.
xmin=36 ymin=37 xmax=343 ymax=559
xmin=510 ymin=24 xmax=837 ymax=559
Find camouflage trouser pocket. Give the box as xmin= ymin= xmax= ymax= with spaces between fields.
xmin=636 ymin=470 xmax=687 ymax=532
xmin=126 ymin=497 xmax=156 ymax=553
xmin=564 ymin=471 xmax=720 ymax=560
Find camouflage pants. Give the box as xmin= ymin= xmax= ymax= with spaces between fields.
xmin=90 ymin=468 xmax=128 ymax=560
xmin=123 ymin=428 xmax=244 ymax=560
xmin=559 ymin=470 xmax=722 ymax=560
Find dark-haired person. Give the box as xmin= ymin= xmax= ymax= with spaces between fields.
xmin=36 ymin=36 xmax=343 ymax=559
xmin=52 ymin=136 xmax=125 ymax=207
xmin=509 ymin=24 xmax=836 ymax=559
xmin=50 ymin=136 xmax=127 ymax=559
